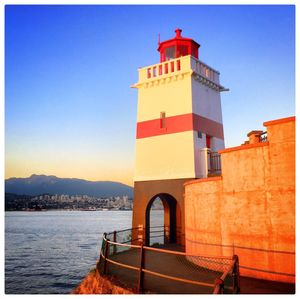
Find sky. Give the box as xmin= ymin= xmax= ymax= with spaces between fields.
xmin=5 ymin=4 xmax=295 ymax=186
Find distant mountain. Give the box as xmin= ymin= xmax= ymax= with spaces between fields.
xmin=5 ymin=174 xmax=133 ymax=197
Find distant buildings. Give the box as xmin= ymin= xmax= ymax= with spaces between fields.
xmin=5 ymin=194 xmax=139 ymax=211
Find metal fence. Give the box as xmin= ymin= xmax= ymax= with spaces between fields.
xmin=208 ymin=151 xmax=222 ymax=175
xmin=259 ymin=131 xmax=268 ymax=142
xmin=97 ymin=228 xmax=240 ymax=294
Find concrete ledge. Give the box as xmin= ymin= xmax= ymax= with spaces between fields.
xmin=184 ymin=176 xmax=222 ymax=186
xmin=219 ymin=141 xmax=269 ymax=154
xmin=263 ymin=116 xmax=295 ymax=127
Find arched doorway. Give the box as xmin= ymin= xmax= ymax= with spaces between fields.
xmin=145 ymin=193 xmax=181 ymax=247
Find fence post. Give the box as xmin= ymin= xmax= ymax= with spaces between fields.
xmin=103 ymin=238 xmax=110 ymax=275
xmin=138 ymin=224 xmax=144 ymax=245
xmin=98 ymin=233 xmax=105 ymax=273
xmin=137 ymin=244 xmax=145 ymax=294
xmin=214 ymin=278 xmax=224 ymax=294
xmin=232 ymin=255 xmax=240 ymax=294
xmin=113 ymin=230 xmax=117 ymax=255
xmin=164 ymin=225 xmax=170 ymax=244
xmin=99 ymin=233 xmax=105 ymax=261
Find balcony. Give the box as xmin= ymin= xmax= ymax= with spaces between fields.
xmin=133 ymin=55 xmax=227 ymax=92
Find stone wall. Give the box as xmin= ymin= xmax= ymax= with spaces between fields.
xmin=184 ymin=117 xmax=295 ymax=283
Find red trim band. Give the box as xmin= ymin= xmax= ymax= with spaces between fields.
xmin=136 ymin=113 xmax=224 ymax=139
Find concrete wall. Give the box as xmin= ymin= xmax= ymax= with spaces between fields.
xmin=191 ymin=76 xmax=223 ymax=124
xmin=184 ymin=117 xmax=295 ymax=283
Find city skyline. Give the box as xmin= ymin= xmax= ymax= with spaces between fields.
xmin=5 ymin=5 xmax=295 ymax=186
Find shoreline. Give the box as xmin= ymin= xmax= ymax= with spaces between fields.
xmin=4 ymin=209 xmax=135 ymax=212
xmin=72 ymin=268 xmax=135 ymax=295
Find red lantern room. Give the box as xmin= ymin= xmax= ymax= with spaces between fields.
xmin=158 ymin=28 xmax=200 ymax=62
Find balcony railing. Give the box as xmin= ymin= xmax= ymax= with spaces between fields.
xmin=208 ymin=151 xmax=222 ymax=175
xmin=199 ymin=148 xmax=222 ymax=178
xmin=136 ymin=55 xmax=222 ymax=88
xmin=259 ymin=131 xmax=268 ymax=142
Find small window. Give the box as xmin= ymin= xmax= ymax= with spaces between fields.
xmin=206 ymin=135 xmax=211 ymax=148
xmin=160 ymin=112 xmax=166 ymax=128
xmin=197 ymin=131 xmax=202 ymax=138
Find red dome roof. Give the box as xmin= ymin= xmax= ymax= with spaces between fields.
xmin=158 ymin=29 xmax=200 ymax=62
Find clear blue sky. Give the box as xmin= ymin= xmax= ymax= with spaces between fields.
xmin=5 ymin=5 xmax=295 ymax=186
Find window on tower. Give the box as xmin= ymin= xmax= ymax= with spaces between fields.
xmin=164 ymin=46 xmax=175 ymax=60
xmin=206 ymin=135 xmax=211 ymax=148
xmin=160 ymin=112 xmax=166 ymax=128
xmin=177 ymin=45 xmax=189 ymax=57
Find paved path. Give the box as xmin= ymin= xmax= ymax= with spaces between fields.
xmin=105 ymin=245 xmax=295 ymax=294
xmin=107 ymin=246 xmax=233 ymax=294
xmin=240 ymin=276 xmax=295 ymax=294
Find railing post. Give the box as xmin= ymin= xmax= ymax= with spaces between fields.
xmin=103 ymin=238 xmax=110 ymax=275
xmin=113 ymin=230 xmax=117 ymax=255
xmin=164 ymin=225 xmax=170 ymax=244
xmin=137 ymin=244 xmax=145 ymax=294
xmin=99 ymin=233 xmax=106 ymax=261
xmin=98 ymin=233 xmax=106 ymax=274
xmin=232 ymin=255 xmax=240 ymax=294
xmin=214 ymin=278 xmax=224 ymax=294
xmin=138 ymin=224 xmax=144 ymax=245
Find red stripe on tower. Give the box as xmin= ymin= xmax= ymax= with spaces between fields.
xmin=136 ymin=113 xmax=224 ymax=140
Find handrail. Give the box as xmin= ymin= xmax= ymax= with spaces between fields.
xmin=105 ymin=239 xmax=141 ymax=249
xmin=106 ymin=226 xmax=140 ymax=235
xmin=142 ymin=268 xmax=215 ymax=288
xmin=144 ymin=245 xmax=232 ymax=260
xmin=98 ymin=228 xmax=240 ymax=294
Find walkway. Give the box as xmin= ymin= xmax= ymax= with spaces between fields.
xmin=104 ymin=245 xmax=295 ymax=294
xmin=240 ymin=276 xmax=295 ymax=294
xmin=105 ymin=245 xmax=234 ymax=294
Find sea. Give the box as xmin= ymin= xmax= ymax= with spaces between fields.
xmin=5 ymin=210 xmax=163 ymax=294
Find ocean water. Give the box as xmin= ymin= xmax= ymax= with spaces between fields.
xmin=5 ymin=210 xmax=163 ymax=294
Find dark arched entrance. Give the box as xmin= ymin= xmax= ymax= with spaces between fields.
xmin=145 ymin=193 xmax=181 ymax=246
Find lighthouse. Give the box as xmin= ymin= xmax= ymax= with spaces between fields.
xmin=131 ymin=29 xmax=227 ymax=246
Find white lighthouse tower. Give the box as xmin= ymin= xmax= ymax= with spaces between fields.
xmin=131 ymin=29 xmax=227 ymax=246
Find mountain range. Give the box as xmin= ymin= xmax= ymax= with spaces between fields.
xmin=5 ymin=174 xmax=133 ymax=198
